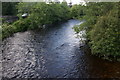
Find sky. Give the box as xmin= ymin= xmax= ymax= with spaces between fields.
xmin=11 ymin=0 xmax=85 ymax=5
xmin=59 ymin=0 xmax=85 ymax=4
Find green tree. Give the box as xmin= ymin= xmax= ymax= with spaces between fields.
xmin=70 ymin=4 xmax=85 ymax=19
xmin=2 ymin=2 xmax=18 ymax=15
xmin=73 ymin=2 xmax=120 ymax=60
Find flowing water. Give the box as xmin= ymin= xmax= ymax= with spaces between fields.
xmin=1 ymin=19 xmax=120 ymax=78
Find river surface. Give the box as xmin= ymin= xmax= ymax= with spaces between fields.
xmin=1 ymin=19 xmax=120 ymax=78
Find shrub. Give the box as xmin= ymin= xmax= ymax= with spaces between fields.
xmin=90 ymin=8 xmax=120 ymax=59
xmin=2 ymin=24 xmax=16 ymax=39
xmin=12 ymin=18 xmax=31 ymax=32
xmin=73 ymin=2 xmax=120 ymax=60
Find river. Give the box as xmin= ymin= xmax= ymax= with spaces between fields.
xmin=2 ymin=19 xmax=120 ymax=78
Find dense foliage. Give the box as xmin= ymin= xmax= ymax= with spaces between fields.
xmin=2 ymin=2 xmax=70 ymax=39
xmin=73 ymin=2 xmax=120 ymax=60
xmin=2 ymin=23 xmax=16 ymax=39
xmin=1 ymin=2 xmax=120 ymax=61
xmin=16 ymin=2 xmax=70 ymax=29
xmin=70 ymin=4 xmax=86 ymax=19
xmin=2 ymin=2 xmax=18 ymax=15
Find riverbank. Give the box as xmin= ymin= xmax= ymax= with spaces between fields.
xmin=1 ymin=16 xmax=19 ymax=23
xmin=1 ymin=18 xmax=69 ymax=40
xmin=2 ymin=19 xmax=120 ymax=78
xmin=81 ymin=41 xmax=120 ymax=62
xmin=1 ymin=2 xmax=71 ymax=40
xmin=72 ymin=2 xmax=120 ymax=61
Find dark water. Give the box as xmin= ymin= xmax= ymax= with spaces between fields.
xmin=2 ymin=20 xmax=120 ymax=78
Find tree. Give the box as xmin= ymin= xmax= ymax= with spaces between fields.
xmin=73 ymin=2 xmax=120 ymax=60
xmin=2 ymin=2 xmax=18 ymax=15
xmin=70 ymin=4 xmax=85 ymax=19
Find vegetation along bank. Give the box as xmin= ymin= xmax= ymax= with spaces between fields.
xmin=1 ymin=1 xmax=120 ymax=61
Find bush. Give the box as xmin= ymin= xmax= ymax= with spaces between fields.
xmin=90 ymin=9 xmax=120 ymax=59
xmin=2 ymin=24 xmax=16 ymax=39
xmin=2 ymin=2 xmax=71 ymax=40
xmin=70 ymin=4 xmax=85 ymax=19
xmin=16 ymin=2 xmax=70 ymax=29
xmin=13 ymin=18 xmax=31 ymax=32
xmin=73 ymin=2 xmax=120 ymax=60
